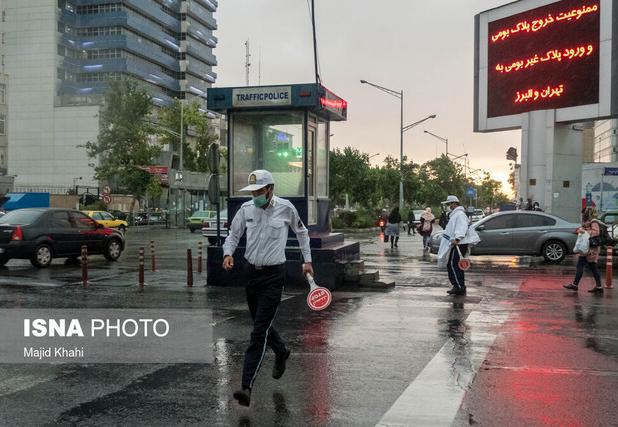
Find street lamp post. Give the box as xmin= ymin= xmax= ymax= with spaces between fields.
xmin=423 ymin=130 xmax=448 ymax=156
xmin=360 ymin=79 xmax=435 ymax=208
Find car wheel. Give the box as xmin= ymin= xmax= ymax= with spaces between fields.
xmin=31 ymin=244 xmax=53 ymax=268
xmin=189 ymin=227 xmax=195 ymax=233
xmin=542 ymin=240 xmax=567 ymax=263
xmin=0 ymin=256 xmax=8 ymax=266
xmin=119 ymin=225 xmax=126 ymax=233
xmin=104 ymin=238 xmax=123 ymax=261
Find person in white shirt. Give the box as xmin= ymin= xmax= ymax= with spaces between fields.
xmin=222 ymin=170 xmax=314 ymax=407
xmin=440 ymin=195 xmax=470 ymax=295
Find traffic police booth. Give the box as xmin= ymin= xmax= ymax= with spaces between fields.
xmin=206 ymin=83 xmax=360 ymax=288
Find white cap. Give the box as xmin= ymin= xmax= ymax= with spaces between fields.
xmin=442 ymin=195 xmax=460 ymax=204
xmin=239 ymin=170 xmax=275 ymax=192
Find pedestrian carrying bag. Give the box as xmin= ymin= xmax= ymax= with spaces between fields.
xmin=589 ymin=220 xmax=613 ymax=247
xmin=574 ymin=231 xmax=590 ymax=254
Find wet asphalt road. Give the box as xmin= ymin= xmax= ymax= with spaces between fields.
xmin=0 ymin=228 xmax=617 ymax=426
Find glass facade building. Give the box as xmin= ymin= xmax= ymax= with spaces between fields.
xmin=57 ymin=0 xmax=218 ymax=106
xmin=0 ymin=0 xmax=217 ymax=189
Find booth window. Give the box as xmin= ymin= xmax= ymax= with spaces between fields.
xmin=316 ymin=120 xmax=328 ymax=197
xmin=231 ymin=111 xmax=305 ymax=197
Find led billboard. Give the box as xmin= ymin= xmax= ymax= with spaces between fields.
xmin=475 ymin=0 xmax=616 ymax=132
xmin=488 ymin=1 xmax=599 ymax=117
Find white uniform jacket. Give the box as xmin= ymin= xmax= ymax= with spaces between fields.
xmin=223 ymin=195 xmax=312 ymax=266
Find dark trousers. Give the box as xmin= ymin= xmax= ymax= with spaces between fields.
xmin=447 ymin=244 xmax=468 ymax=289
xmin=574 ymin=255 xmax=601 ymax=287
xmin=242 ymin=264 xmax=287 ymax=389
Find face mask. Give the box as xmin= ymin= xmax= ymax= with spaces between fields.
xmin=252 ymin=191 xmax=270 ymax=208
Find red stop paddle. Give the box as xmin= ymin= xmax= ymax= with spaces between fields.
xmin=306 ymin=274 xmax=332 ymax=311
xmin=456 ymin=245 xmax=471 ymax=271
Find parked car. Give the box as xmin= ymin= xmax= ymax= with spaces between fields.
xmin=82 ymin=210 xmax=129 ymax=232
xmin=429 ymin=211 xmax=579 ymax=263
xmin=201 ymin=209 xmax=228 ymax=245
xmin=412 ymin=209 xmax=425 ymax=227
xmin=133 ymin=211 xmax=167 ymax=226
xmin=187 ymin=210 xmax=215 ymax=232
xmin=0 ymin=208 xmax=125 ymax=267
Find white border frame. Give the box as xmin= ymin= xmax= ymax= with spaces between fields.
xmin=476 ymin=0 xmax=612 ymax=131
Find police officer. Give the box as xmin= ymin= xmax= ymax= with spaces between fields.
xmin=222 ymin=170 xmax=314 ymax=407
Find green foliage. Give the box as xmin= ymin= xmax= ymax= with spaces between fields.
xmin=83 ymin=79 xmax=159 ymax=204
xmin=156 ymin=99 xmax=219 ymax=173
xmin=329 ymin=147 xmax=511 ymax=224
xmin=332 ymin=208 xmax=377 ymax=229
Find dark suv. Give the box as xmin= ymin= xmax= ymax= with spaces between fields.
xmin=0 ymin=208 xmax=125 ymax=267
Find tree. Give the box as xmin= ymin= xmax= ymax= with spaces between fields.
xmin=83 ymin=79 xmax=159 ymax=213
xmin=157 ymin=100 xmax=219 ymax=173
xmin=475 ymin=172 xmax=510 ymax=208
xmin=329 ymin=147 xmax=373 ymax=206
xmin=416 ymin=155 xmax=467 ymax=206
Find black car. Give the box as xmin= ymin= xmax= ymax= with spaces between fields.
xmin=0 ymin=208 xmax=125 ymax=268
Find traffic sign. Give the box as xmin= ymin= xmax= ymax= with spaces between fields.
xmin=102 ymin=194 xmax=112 ymax=205
xmin=466 ymin=187 xmax=476 ymax=198
xmin=306 ymin=274 xmax=332 ymax=311
xmin=102 ymin=185 xmax=111 ymax=195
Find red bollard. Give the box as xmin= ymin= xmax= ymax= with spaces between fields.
xmin=197 ymin=241 xmax=203 ymax=274
xmin=150 ymin=240 xmax=156 ymax=272
xmin=187 ymin=248 xmax=193 ymax=287
xmin=81 ymin=245 xmax=88 ymax=288
xmin=138 ymin=247 xmax=145 ymax=289
xmin=606 ymin=246 xmax=613 ymax=289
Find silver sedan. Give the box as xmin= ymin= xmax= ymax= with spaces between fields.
xmin=429 ymin=211 xmax=580 ymax=263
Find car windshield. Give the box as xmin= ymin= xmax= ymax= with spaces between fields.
xmin=0 ymin=209 xmax=44 ymax=225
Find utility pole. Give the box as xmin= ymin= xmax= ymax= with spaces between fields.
xmin=244 ymin=39 xmax=251 ymax=86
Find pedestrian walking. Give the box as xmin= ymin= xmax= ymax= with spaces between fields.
xmin=437 ymin=195 xmax=473 ymax=295
xmin=438 ymin=205 xmax=449 ymax=229
xmin=418 ymin=207 xmax=435 ymax=251
xmin=385 ymin=207 xmax=402 ymax=248
xmin=563 ymin=207 xmax=603 ymax=294
xmin=407 ymin=209 xmax=416 ymax=235
xmin=222 ymin=170 xmax=314 ymax=407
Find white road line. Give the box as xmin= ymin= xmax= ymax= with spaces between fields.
xmin=376 ymin=309 xmax=509 ymax=427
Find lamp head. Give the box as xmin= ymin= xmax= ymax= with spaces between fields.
xmin=360 ymin=80 xmax=367 ymax=84
xmin=429 ymin=114 xmax=437 ymax=119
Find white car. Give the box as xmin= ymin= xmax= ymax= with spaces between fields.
xmin=470 ymin=209 xmax=485 ymax=223
xmin=201 ymin=209 xmax=228 ymax=245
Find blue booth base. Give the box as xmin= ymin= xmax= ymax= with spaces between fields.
xmin=206 ymin=233 xmax=360 ymax=289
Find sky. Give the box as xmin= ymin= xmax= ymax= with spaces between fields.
xmin=213 ymin=0 xmax=521 ymax=194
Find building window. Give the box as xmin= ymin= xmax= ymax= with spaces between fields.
xmin=0 ymin=114 xmax=5 ymax=135
xmin=563 ymin=181 xmax=570 ymax=188
xmin=2 ymin=11 xmax=5 ymax=22
xmin=529 ymin=179 xmax=536 ymax=186
xmin=0 ymin=84 xmax=5 ymax=104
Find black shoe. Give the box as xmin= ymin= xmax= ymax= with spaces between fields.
xmin=272 ymin=349 xmax=290 ymax=379
xmin=233 ymin=387 xmax=252 ymax=407
xmin=452 ymin=289 xmax=467 ymax=296
xmin=394 ymin=244 xmax=398 ymax=248
xmin=446 ymin=287 xmax=457 ymax=294
xmin=588 ymin=287 xmax=604 ymax=293
xmin=563 ymin=283 xmax=579 ymax=291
